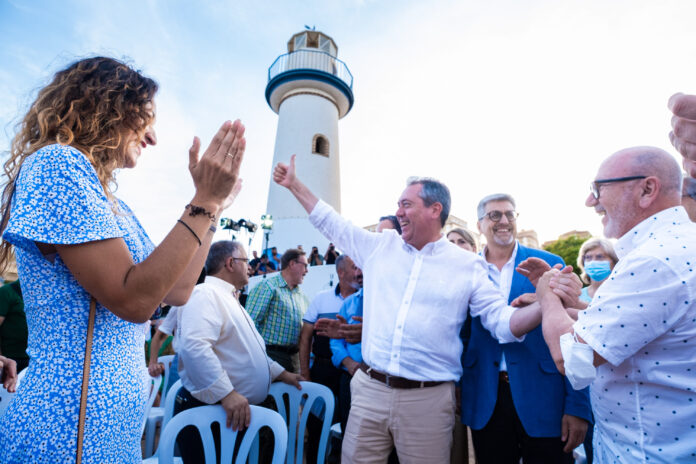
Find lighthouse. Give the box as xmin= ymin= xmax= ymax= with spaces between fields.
xmin=264 ymin=30 xmax=354 ymax=255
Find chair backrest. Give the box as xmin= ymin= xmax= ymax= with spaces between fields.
xmin=162 ymin=379 xmax=182 ymax=428
xmin=157 ymin=404 xmax=288 ymax=464
xmin=158 ymin=354 xmax=175 ymax=395
xmin=142 ymin=374 xmax=162 ymax=434
xmin=268 ymin=381 xmax=335 ymax=464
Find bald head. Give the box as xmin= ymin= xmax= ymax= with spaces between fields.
xmin=603 ymin=146 xmax=682 ymax=197
xmin=588 ymin=147 xmax=683 ymax=238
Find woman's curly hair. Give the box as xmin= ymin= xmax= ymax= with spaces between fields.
xmin=0 ymin=56 xmax=158 ymax=272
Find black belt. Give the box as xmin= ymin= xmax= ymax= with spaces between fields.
xmin=266 ymin=344 xmax=299 ymax=354
xmin=359 ymin=362 xmax=444 ymax=389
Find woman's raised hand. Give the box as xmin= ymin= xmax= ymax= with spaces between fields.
xmin=188 ymin=120 xmax=246 ymax=210
xmin=273 ymin=154 xmax=297 ymax=189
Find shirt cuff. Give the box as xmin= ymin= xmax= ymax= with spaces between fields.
xmin=190 ymin=372 xmax=234 ymax=404
xmin=498 ymin=305 xmax=525 ymax=343
xmin=269 ymin=359 xmax=285 ymax=380
xmin=573 ymin=320 xmax=621 ymax=366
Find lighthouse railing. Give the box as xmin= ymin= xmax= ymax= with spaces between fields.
xmin=268 ymin=49 xmax=353 ymax=89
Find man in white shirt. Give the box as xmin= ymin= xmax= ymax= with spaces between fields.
xmin=175 ymin=240 xmax=302 ymax=463
xmin=532 ymin=147 xmax=696 ymax=463
xmin=272 ymin=155 xmax=572 ymax=463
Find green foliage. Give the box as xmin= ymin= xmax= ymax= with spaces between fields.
xmin=543 ymin=235 xmax=587 ymax=277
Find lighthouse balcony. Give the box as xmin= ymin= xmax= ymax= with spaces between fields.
xmin=266 ymin=49 xmax=354 ymax=118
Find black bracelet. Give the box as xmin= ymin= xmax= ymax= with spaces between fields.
xmin=177 ymin=219 xmax=202 ymax=246
xmin=185 ymin=203 xmax=216 ymax=221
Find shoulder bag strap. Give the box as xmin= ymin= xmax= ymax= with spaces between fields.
xmin=76 ymin=296 xmax=97 ymax=464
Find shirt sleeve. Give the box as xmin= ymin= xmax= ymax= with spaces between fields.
xmin=4 ymin=145 xmax=122 ymax=251
xmin=178 ymin=289 xmax=234 ymax=404
xmin=308 ymin=200 xmax=384 ymax=269
xmin=303 ymin=293 xmax=321 ymax=324
xmin=468 ymin=257 xmax=522 ymax=344
xmin=245 ymin=281 xmax=274 ymax=329
xmin=269 ymin=359 xmax=286 ymax=380
xmin=158 ymin=307 xmax=178 ymax=336
xmin=574 ymin=254 xmax=688 ymax=366
xmin=330 ymin=297 xmax=353 ymax=368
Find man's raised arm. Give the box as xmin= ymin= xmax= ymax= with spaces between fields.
xmin=273 ymin=154 xmax=319 ymax=214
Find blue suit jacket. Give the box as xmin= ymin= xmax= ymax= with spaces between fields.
xmin=460 ymin=244 xmax=592 ymax=437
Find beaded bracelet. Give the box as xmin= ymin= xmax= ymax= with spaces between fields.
xmin=185 ymin=203 xmax=216 ymax=221
xmin=177 ymin=219 xmax=202 ymax=246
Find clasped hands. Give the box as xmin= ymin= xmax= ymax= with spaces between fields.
xmin=314 ymin=315 xmax=363 ymax=344
xmin=514 ymin=258 xmax=584 ymax=313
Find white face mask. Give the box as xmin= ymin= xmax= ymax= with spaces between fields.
xmin=560 ymin=332 xmax=597 ymax=390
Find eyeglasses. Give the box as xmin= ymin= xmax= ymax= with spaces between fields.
xmin=294 ymin=260 xmax=309 ymax=269
xmin=230 ymin=257 xmax=248 ymax=264
xmin=479 ymin=210 xmax=518 ymax=222
xmin=590 ymin=176 xmax=647 ymax=200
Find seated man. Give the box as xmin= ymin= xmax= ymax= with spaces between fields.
xmin=175 ymin=240 xmax=301 ymax=463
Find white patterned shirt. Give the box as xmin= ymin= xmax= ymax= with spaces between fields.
xmin=574 ymin=207 xmax=696 ymax=463
xmin=178 ymin=276 xmax=285 ymax=404
xmin=309 ymin=200 xmax=521 ymax=382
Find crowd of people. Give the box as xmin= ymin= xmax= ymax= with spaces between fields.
xmin=0 ymin=55 xmax=695 ymax=464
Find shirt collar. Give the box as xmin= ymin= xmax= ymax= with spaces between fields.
xmin=400 ymin=234 xmax=448 ymax=256
xmin=614 ymin=206 xmax=690 ymax=259
xmin=204 ymin=275 xmax=237 ymax=294
xmin=480 ymin=241 xmax=519 ymax=267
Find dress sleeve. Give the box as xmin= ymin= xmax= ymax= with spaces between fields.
xmin=4 ymin=144 xmax=122 ymax=251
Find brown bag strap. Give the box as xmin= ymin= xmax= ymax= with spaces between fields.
xmin=76 ymin=297 xmax=97 ymax=464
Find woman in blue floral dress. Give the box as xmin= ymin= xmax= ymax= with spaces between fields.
xmin=0 ymin=57 xmax=246 ymax=463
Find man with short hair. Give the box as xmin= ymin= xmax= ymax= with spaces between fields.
xmin=174 ymin=240 xmax=302 ymax=463
xmin=246 ymin=248 xmax=309 ymax=373
xmin=461 ymin=193 xmax=591 ymax=464
xmin=531 ymin=147 xmax=696 ymax=462
xmin=300 ymin=254 xmax=361 ymax=463
xmin=272 ymin=155 xmax=572 ymax=463
xmin=0 ymin=280 xmax=28 ymax=372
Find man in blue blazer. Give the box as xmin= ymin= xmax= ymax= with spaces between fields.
xmin=460 ymin=193 xmax=592 ymax=463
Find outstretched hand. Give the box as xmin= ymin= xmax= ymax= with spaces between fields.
xmin=188 ymin=119 xmax=246 ymax=208
xmin=273 ymin=154 xmax=297 ymax=189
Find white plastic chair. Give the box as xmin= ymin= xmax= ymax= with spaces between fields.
xmin=155 ymin=404 xmax=287 ymax=464
xmin=143 ymin=379 xmax=182 ymax=458
xmin=142 ymin=374 xmax=162 ymax=436
xmin=268 ymin=381 xmax=334 ymax=464
xmin=143 ymin=356 xmax=177 ymax=457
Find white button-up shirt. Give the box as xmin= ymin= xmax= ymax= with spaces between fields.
xmin=574 ymin=207 xmax=696 ymax=463
xmin=158 ymin=306 xmax=179 ymax=351
xmin=178 ymin=276 xmax=285 ymax=404
xmin=309 ymin=200 xmax=521 ymax=382
xmin=482 ymin=242 xmax=518 ymax=372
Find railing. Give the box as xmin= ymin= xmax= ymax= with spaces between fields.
xmin=268 ymin=49 xmax=353 ymax=89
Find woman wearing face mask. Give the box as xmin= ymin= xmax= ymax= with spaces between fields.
xmin=577 ymin=238 xmax=619 ymax=304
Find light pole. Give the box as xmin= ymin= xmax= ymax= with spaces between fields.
xmin=261 ymin=214 xmax=273 ymax=255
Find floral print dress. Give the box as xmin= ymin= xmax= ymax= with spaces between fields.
xmin=0 ymin=144 xmax=155 ymax=463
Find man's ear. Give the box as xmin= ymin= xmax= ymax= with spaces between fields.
xmin=638 ymin=176 xmax=660 ymax=208
xmin=431 ymin=202 xmax=443 ymax=220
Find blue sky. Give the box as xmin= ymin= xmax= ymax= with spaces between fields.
xmin=2 ymin=0 xmax=696 ymax=247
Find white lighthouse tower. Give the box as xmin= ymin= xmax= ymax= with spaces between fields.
xmin=264 ymin=30 xmax=354 ymax=255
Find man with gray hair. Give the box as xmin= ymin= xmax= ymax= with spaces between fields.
xmin=175 ymin=240 xmax=302 ymax=463
xmin=461 ymin=193 xmax=591 ymax=464
xmin=527 ymin=147 xmax=696 ymax=462
xmin=271 ymin=155 xmax=577 ymax=463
